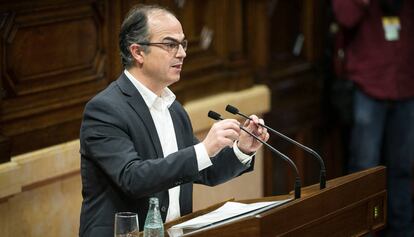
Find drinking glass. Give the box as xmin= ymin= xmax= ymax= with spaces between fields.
xmin=114 ymin=212 xmax=139 ymax=237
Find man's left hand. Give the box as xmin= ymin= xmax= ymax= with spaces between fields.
xmin=237 ymin=115 xmax=270 ymax=155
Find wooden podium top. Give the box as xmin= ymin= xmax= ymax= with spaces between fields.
xmin=164 ymin=166 xmax=387 ymax=237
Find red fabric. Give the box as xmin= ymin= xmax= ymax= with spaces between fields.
xmin=332 ymin=0 xmax=414 ymax=100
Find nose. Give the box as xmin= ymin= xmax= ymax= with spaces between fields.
xmin=176 ymin=44 xmax=186 ymax=58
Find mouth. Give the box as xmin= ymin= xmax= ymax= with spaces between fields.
xmin=171 ymin=64 xmax=182 ymax=70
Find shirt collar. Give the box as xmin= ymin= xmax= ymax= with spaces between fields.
xmin=124 ymin=69 xmax=176 ymax=110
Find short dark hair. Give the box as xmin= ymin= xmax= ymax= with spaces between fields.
xmin=119 ymin=4 xmax=175 ymax=68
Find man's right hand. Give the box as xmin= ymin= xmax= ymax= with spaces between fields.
xmin=202 ymin=119 xmax=241 ymax=157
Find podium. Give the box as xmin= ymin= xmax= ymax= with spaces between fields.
xmin=165 ymin=166 xmax=387 ymax=237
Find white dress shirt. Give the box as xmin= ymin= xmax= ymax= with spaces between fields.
xmin=124 ymin=69 xmax=253 ymax=222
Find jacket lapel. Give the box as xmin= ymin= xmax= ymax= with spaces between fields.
xmin=170 ymin=104 xmax=193 ymax=215
xmin=116 ymin=73 xmax=164 ymax=158
xmin=169 ymin=106 xmax=185 ymax=150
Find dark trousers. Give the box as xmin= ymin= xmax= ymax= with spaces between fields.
xmin=348 ymin=88 xmax=414 ymax=237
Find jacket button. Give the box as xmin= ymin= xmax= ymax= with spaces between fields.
xmin=161 ymin=206 xmax=167 ymax=212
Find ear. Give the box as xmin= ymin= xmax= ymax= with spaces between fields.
xmin=129 ymin=44 xmax=145 ymax=65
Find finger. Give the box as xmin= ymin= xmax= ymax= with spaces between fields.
xmin=249 ymin=115 xmax=259 ymax=124
xmin=258 ymin=118 xmax=265 ymax=126
xmin=242 ymin=115 xmax=257 ymax=129
xmin=219 ymin=136 xmax=236 ymax=148
xmin=248 ymin=117 xmax=266 ymax=135
xmin=259 ymin=130 xmax=269 ymax=142
xmin=258 ymin=119 xmax=265 ymax=134
xmin=218 ymin=119 xmax=241 ymax=131
xmin=243 ymin=118 xmax=249 ymax=127
xmin=263 ymin=132 xmax=270 ymax=142
xmin=221 ymin=129 xmax=240 ymax=141
xmin=245 ymin=120 xmax=260 ymax=135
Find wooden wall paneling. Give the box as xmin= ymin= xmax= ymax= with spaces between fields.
xmin=0 ymin=10 xmax=10 ymax=162
xmin=164 ymin=0 xmax=253 ymax=103
xmin=298 ymin=126 xmax=324 ymax=186
xmin=263 ymin=147 xmax=273 ymax=196
xmin=305 ymin=0 xmax=328 ymax=63
xmin=264 ymin=69 xmax=323 ymax=195
xmin=224 ymin=0 xmax=253 ymax=91
xmin=159 ymin=0 xmax=226 ymax=102
xmin=246 ymin=0 xmax=331 ymax=196
xmin=303 ymin=0 xmax=316 ymax=62
xmin=0 ymin=0 xmax=111 ymax=159
xmin=268 ymin=0 xmax=305 ymax=65
xmin=302 ymin=0 xmax=347 ymax=181
xmin=244 ymin=0 xmax=274 ymax=196
xmin=321 ymin=126 xmax=347 ymax=180
xmin=245 ymin=0 xmax=269 ymax=70
xmin=0 ymin=0 xmax=261 ymax=160
xmin=265 ymin=74 xmax=324 ymax=195
xmin=0 ymin=135 xmax=10 ymax=163
xmin=313 ymin=0 xmax=346 ymax=180
xmin=226 ymin=0 xmax=243 ymax=61
xmin=107 ymin=1 xmax=122 ymax=82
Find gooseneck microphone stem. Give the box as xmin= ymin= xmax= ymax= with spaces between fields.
xmin=226 ymin=105 xmax=326 ymax=189
xmin=208 ymin=111 xmax=301 ymax=199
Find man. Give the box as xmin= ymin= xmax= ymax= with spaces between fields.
xmin=332 ymin=0 xmax=414 ymax=236
xmin=79 ymin=4 xmax=269 ymax=237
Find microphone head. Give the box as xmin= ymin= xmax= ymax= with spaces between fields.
xmin=208 ymin=111 xmax=222 ymax=120
xmin=225 ymin=104 xmax=239 ymax=114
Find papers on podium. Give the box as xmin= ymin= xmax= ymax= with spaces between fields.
xmin=171 ymin=199 xmax=291 ymax=230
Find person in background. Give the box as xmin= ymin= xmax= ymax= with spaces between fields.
xmin=78 ymin=4 xmax=269 ymax=237
xmin=332 ymin=0 xmax=414 ymax=236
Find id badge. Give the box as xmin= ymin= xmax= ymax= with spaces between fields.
xmin=382 ymin=16 xmax=401 ymax=41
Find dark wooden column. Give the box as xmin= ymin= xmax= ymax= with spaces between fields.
xmin=245 ymin=0 xmax=345 ymax=195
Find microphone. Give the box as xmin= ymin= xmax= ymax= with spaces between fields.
xmin=225 ymin=104 xmax=326 ymax=189
xmin=208 ymin=110 xmax=301 ymax=199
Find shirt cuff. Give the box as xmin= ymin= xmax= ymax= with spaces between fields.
xmin=233 ymin=141 xmax=254 ymax=165
xmin=194 ymin=143 xmax=213 ymax=171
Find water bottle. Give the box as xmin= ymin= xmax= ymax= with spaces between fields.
xmin=143 ymin=197 xmax=164 ymax=237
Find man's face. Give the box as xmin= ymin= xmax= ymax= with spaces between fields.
xmin=141 ymin=12 xmax=186 ymax=90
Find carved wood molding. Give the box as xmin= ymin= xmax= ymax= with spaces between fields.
xmin=0 ymin=0 xmax=258 ymax=160
xmin=0 ymin=0 xmax=110 ymax=158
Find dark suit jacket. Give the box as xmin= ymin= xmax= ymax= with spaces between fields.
xmin=79 ymin=73 xmax=254 ymax=237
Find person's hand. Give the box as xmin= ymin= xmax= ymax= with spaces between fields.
xmin=237 ymin=115 xmax=269 ymax=155
xmin=202 ymin=119 xmax=241 ymax=157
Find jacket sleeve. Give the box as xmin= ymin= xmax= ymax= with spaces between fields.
xmin=332 ymin=0 xmax=370 ymax=28
xmin=195 ymin=147 xmax=255 ymax=186
xmin=80 ymin=96 xmax=200 ymax=199
xmin=175 ymin=103 xmax=255 ymax=187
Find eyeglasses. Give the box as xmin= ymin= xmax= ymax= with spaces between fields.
xmin=138 ymin=39 xmax=188 ymax=55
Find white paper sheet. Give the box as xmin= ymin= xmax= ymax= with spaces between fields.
xmin=171 ymin=199 xmax=291 ymax=230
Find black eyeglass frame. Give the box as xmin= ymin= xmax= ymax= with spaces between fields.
xmin=137 ymin=39 xmax=188 ymax=54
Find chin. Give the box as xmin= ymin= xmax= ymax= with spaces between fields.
xmin=165 ymin=77 xmax=180 ymax=87
xmin=172 ymin=76 xmax=181 ymax=83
